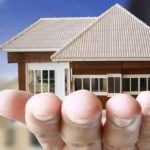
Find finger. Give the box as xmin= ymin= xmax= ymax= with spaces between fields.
xmin=136 ymin=91 xmax=150 ymax=150
xmin=103 ymin=94 xmax=141 ymax=150
xmin=25 ymin=92 xmax=64 ymax=150
xmin=0 ymin=89 xmax=33 ymax=123
xmin=61 ymin=90 xmax=102 ymax=150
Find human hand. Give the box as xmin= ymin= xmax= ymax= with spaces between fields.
xmin=0 ymin=90 xmax=149 ymax=150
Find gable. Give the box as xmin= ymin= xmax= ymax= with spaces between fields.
xmin=52 ymin=4 xmax=150 ymax=61
xmin=1 ymin=18 xmax=96 ymax=52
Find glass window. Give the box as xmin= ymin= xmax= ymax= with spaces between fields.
xmin=108 ymin=77 xmax=114 ymax=93
xmin=35 ymin=70 xmax=41 ymax=93
xmin=29 ymin=70 xmax=34 ymax=93
xmin=65 ymin=69 xmax=69 ymax=95
xmin=92 ymin=78 xmax=98 ymax=92
xmin=28 ymin=69 xmax=55 ymax=94
xmin=49 ymin=70 xmax=55 ymax=93
xmin=131 ymin=78 xmax=138 ymax=91
xmin=74 ymin=77 xmax=107 ymax=93
xmin=123 ymin=78 xmax=130 ymax=91
xmin=108 ymin=77 xmax=120 ymax=93
xmin=100 ymin=78 xmax=107 ymax=92
xmin=43 ymin=70 xmax=48 ymax=92
xmin=83 ymin=78 xmax=90 ymax=90
xmin=148 ymin=78 xmax=150 ymax=91
xmin=75 ymin=78 xmax=82 ymax=91
xmin=140 ymin=78 xmax=147 ymax=91
xmin=50 ymin=70 xmax=55 ymax=80
xmin=115 ymin=77 xmax=120 ymax=93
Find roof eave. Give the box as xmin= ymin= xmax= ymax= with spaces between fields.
xmin=1 ymin=48 xmax=59 ymax=52
xmin=52 ymin=58 xmax=150 ymax=62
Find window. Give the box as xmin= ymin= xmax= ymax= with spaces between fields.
xmin=108 ymin=77 xmax=121 ymax=94
xmin=123 ymin=78 xmax=130 ymax=91
xmin=131 ymin=78 xmax=138 ymax=91
xmin=28 ymin=70 xmax=55 ymax=93
xmin=100 ymin=78 xmax=107 ymax=92
xmin=140 ymin=78 xmax=147 ymax=91
xmin=36 ymin=70 xmax=41 ymax=93
xmin=123 ymin=75 xmax=150 ymax=94
xmin=148 ymin=78 xmax=150 ymax=90
xmin=49 ymin=70 xmax=55 ymax=93
xmin=43 ymin=70 xmax=48 ymax=92
xmin=108 ymin=77 xmax=114 ymax=93
xmin=29 ymin=70 xmax=34 ymax=93
xmin=73 ymin=75 xmax=107 ymax=95
xmin=83 ymin=78 xmax=90 ymax=90
xmin=65 ymin=69 xmax=69 ymax=95
xmin=75 ymin=78 xmax=82 ymax=91
xmin=92 ymin=78 xmax=98 ymax=92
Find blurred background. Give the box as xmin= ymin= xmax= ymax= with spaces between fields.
xmin=0 ymin=0 xmax=149 ymax=149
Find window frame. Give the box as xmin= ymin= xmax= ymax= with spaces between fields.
xmin=123 ymin=74 xmax=150 ymax=95
xmin=107 ymin=74 xmax=122 ymax=97
xmin=27 ymin=69 xmax=55 ymax=94
xmin=73 ymin=75 xmax=107 ymax=95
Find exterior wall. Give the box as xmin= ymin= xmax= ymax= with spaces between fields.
xmin=70 ymin=61 xmax=150 ymax=108
xmin=7 ymin=52 xmax=150 ymax=108
xmin=70 ymin=61 xmax=150 ymax=74
xmin=8 ymin=52 xmax=54 ymax=63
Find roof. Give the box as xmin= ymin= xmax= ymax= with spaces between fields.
xmin=0 ymin=17 xmax=96 ymax=52
xmin=52 ymin=4 xmax=150 ymax=61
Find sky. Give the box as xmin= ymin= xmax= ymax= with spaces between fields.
xmin=0 ymin=0 xmax=128 ymax=81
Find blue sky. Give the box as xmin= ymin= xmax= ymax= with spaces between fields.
xmin=0 ymin=0 xmax=128 ymax=81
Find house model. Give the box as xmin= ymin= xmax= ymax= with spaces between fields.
xmin=1 ymin=4 xmax=150 ymax=107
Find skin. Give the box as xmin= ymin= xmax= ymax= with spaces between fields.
xmin=0 ymin=89 xmax=149 ymax=150
xmin=136 ymin=91 xmax=150 ymax=150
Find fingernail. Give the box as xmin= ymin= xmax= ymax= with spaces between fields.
xmin=140 ymin=107 xmax=150 ymax=122
xmin=110 ymin=115 xmax=135 ymax=127
xmin=32 ymin=111 xmax=58 ymax=122
xmin=66 ymin=110 xmax=101 ymax=125
xmin=141 ymin=107 xmax=150 ymax=115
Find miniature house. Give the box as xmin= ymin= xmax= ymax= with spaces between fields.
xmin=1 ymin=4 xmax=150 ymax=107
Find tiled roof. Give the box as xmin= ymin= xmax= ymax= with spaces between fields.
xmin=1 ymin=17 xmax=96 ymax=52
xmin=52 ymin=4 xmax=150 ymax=61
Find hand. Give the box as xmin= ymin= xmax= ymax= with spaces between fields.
xmin=0 ymin=90 xmax=149 ymax=150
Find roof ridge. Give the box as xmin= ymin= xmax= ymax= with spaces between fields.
xmin=39 ymin=17 xmax=97 ymax=21
xmin=0 ymin=19 xmax=42 ymax=50
xmin=51 ymin=4 xmax=124 ymax=60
